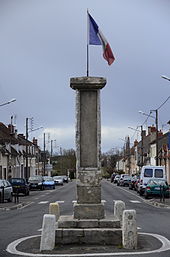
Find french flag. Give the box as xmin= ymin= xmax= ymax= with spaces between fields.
xmin=88 ymin=13 xmax=115 ymax=65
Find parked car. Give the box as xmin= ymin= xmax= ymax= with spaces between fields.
xmin=28 ymin=175 xmax=44 ymax=190
xmin=137 ymin=166 xmax=166 ymax=195
xmin=43 ymin=176 xmax=55 ymax=189
xmin=129 ymin=175 xmax=139 ymax=190
xmin=144 ymin=179 xmax=170 ymax=199
xmin=9 ymin=178 xmax=29 ymax=196
xmin=113 ymin=175 xmax=120 ymax=184
xmin=0 ymin=179 xmax=13 ymax=202
xmin=111 ymin=173 xmax=116 ymax=183
xmin=61 ymin=175 xmax=69 ymax=183
xmin=117 ymin=174 xmax=130 ymax=186
xmin=119 ymin=175 xmax=131 ymax=187
xmin=53 ymin=176 xmax=64 ymax=186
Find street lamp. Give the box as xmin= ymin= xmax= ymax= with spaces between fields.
xmin=0 ymin=98 xmax=16 ymax=107
xmin=139 ymin=110 xmax=159 ymax=165
xmin=161 ymin=75 xmax=170 ymax=81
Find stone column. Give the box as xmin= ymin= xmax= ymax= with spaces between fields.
xmin=70 ymin=77 xmax=106 ymax=219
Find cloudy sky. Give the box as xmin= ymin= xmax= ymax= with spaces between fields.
xmin=0 ymin=0 xmax=170 ymax=153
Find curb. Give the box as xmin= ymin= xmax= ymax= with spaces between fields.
xmin=0 ymin=202 xmax=31 ymax=211
xmin=146 ymin=199 xmax=170 ymax=209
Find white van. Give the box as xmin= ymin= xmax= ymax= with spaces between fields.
xmin=138 ymin=166 xmax=166 ymax=195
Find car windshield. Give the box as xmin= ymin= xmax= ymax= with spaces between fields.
xmin=154 ymin=169 xmax=163 ymax=178
xmin=29 ymin=176 xmax=42 ymax=181
xmin=144 ymin=169 xmax=153 ymax=177
xmin=149 ymin=179 xmax=167 ymax=186
xmin=123 ymin=176 xmax=131 ymax=179
xmin=53 ymin=176 xmax=62 ymax=180
xmin=43 ymin=177 xmax=53 ymax=181
xmin=0 ymin=180 xmax=4 ymax=187
xmin=9 ymin=178 xmax=25 ymax=184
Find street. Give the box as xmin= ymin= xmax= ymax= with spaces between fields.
xmin=1 ymin=180 xmax=170 ymax=257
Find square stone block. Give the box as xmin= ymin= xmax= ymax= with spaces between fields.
xmin=73 ymin=203 xmax=105 ymax=219
xmin=77 ymin=185 xmax=101 ymax=204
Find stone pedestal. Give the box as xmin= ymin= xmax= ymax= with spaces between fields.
xmin=70 ymin=77 xmax=106 ymax=219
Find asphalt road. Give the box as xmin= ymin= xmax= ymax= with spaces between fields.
xmin=0 ymin=180 xmax=170 ymax=257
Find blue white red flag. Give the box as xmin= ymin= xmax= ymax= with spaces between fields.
xmin=88 ymin=13 xmax=115 ymax=65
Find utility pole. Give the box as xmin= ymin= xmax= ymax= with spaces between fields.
xmin=140 ymin=125 xmax=144 ymax=167
xmin=43 ymin=133 xmax=46 ymax=175
xmin=25 ymin=118 xmax=29 ymax=180
xmin=51 ymin=140 xmax=53 ymax=158
xmin=155 ymin=109 xmax=159 ymax=166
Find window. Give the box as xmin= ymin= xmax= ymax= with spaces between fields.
xmin=144 ymin=169 xmax=153 ymax=177
xmin=155 ymin=169 xmax=163 ymax=178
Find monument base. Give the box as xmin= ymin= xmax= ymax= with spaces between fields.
xmin=73 ymin=202 xmax=105 ymax=219
xmin=56 ymin=215 xmax=122 ymax=245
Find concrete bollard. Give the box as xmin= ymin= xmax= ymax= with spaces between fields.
xmin=49 ymin=202 xmax=60 ymax=221
xmin=40 ymin=214 xmax=56 ymax=251
xmin=114 ymin=200 xmax=125 ymax=225
xmin=122 ymin=210 xmax=137 ymax=249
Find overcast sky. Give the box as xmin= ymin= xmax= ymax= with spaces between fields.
xmin=0 ymin=0 xmax=170 ymax=153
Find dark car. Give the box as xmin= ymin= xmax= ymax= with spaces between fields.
xmin=28 ymin=175 xmax=44 ymax=190
xmin=9 ymin=178 xmax=29 ymax=196
xmin=61 ymin=175 xmax=69 ymax=183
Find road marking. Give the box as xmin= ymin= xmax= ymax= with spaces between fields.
xmin=72 ymin=200 xmax=77 ymax=203
xmin=38 ymin=201 xmax=49 ymax=204
xmin=55 ymin=201 xmax=64 ymax=204
xmin=6 ymin=232 xmax=170 ymax=256
xmin=137 ymin=227 xmax=141 ymax=230
xmin=130 ymin=200 xmax=141 ymax=203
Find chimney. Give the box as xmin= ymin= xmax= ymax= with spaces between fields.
xmin=148 ymin=125 xmax=157 ymax=135
xmin=141 ymin=130 xmax=146 ymax=137
xmin=33 ymin=137 xmax=38 ymax=146
xmin=134 ymin=140 xmax=138 ymax=147
xmin=18 ymin=134 xmax=25 ymax=139
xmin=8 ymin=124 xmax=15 ymax=134
xmin=158 ymin=130 xmax=163 ymax=137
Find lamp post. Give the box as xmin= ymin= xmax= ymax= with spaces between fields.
xmin=139 ymin=110 xmax=159 ymax=166
xmin=0 ymin=98 xmax=16 ymax=107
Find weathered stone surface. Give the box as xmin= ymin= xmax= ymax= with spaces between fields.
xmin=55 ymin=228 xmax=122 ymax=245
xmin=114 ymin=200 xmax=125 ymax=225
xmin=73 ymin=203 xmax=105 ymax=219
xmin=77 ymin=169 xmax=102 ymax=186
xmin=122 ymin=210 xmax=138 ymax=249
xmin=49 ymin=203 xmax=60 ymax=221
xmin=70 ymin=77 xmax=106 ymax=90
xmin=57 ymin=215 xmax=120 ymax=228
xmin=40 ymin=214 xmax=55 ymax=251
xmin=77 ymin=185 xmax=101 ymax=204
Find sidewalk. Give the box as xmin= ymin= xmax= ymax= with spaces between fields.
xmin=147 ymin=196 xmax=170 ymax=208
xmin=0 ymin=198 xmax=30 ymax=211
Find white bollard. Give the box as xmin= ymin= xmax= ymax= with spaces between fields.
xmin=122 ymin=210 xmax=137 ymax=249
xmin=49 ymin=202 xmax=60 ymax=221
xmin=40 ymin=214 xmax=56 ymax=251
xmin=114 ymin=200 xmax=125 ymax=225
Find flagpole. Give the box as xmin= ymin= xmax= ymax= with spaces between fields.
xmin=87 ymin=9 xmax=89 ymax=77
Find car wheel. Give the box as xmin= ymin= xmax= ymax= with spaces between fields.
xmin=7 ymin=194 xmax=13 ymax=202
xmin=53 ymin=186 xmax=55 ymax=189
xmin=144 ymin=191 xmax=149 ymax=199
xmin=139 ymin=190 xmax=143 ymax=196
xmin=27 ymin=190 xmax=30 ymax=196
